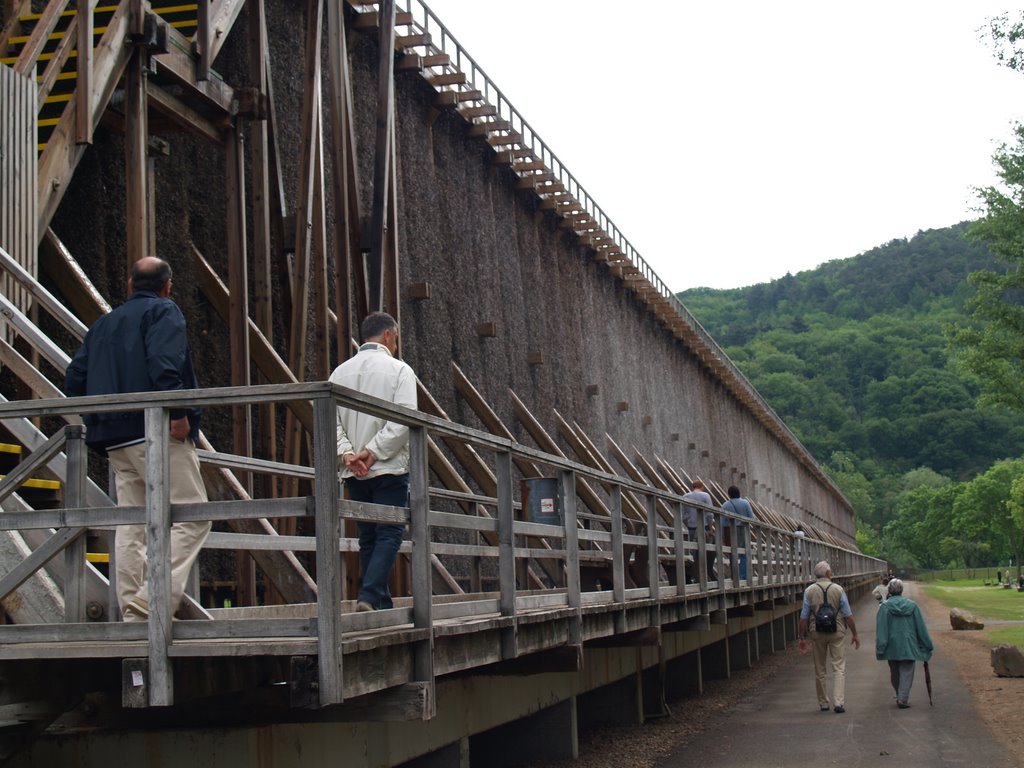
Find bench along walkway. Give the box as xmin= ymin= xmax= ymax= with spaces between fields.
xmin=661 ymin=586 xmax=1015 ymax=768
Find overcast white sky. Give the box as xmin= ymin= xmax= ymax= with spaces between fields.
xmin=423 ymin=1 xmax=1024 ymax=290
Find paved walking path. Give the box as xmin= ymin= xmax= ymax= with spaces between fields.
xmin=659 ymin=583 xmax=1016 ymax=768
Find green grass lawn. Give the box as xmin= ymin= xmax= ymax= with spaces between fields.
xmin=922 ymin=580 xmax=1024 ymax=650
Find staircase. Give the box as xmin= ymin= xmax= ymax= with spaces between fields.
xmin=1 ymin=2 xmax=199 ymax=154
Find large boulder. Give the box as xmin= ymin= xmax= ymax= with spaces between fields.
xmin=992 ymin=644 xmax=1024 ymax=677
xmin=950 ymin=607 xmax=985 ymax=630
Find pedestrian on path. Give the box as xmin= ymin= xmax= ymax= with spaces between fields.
xmin=329 ymin=312 xmax=417 ymax=612
xmin=798 ymin=560 xmax=861 ymax=713
xmin=875 ymin=578 xmax=933 ymax=708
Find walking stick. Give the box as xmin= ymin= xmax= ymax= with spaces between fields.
xmin=924 ymin=661 xmax=933 ymax=705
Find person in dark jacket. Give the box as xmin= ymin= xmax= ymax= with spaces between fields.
xmin=875 ymin=578 xmax=933 ymax=708
xmin=65 ymin=257 xmax=210 ymax=621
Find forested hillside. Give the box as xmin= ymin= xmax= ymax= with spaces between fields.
xmin=678 ymin=223 xmax=1024 ymax=561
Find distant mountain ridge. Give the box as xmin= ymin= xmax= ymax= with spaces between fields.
xmin=677 ymin=223 xmax=1024 ymax=502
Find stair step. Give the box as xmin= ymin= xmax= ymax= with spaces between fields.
xmin=352 ymin=10 xmax=414 ymax=29
xmin=459 ymin=105 xmax=497 ymax=119
xmin=395 ymin=33 xmax=431 ymax=48
xmin=0 ymin=475 xmax=61 ymax=490
xmin=429 ymin=72 xmax=467 ymax=87
xmin=397 ymin=52 xmax=450 ymax=70
xmin=434 ymin=89 xmax=482 ymax=106
xmin=467 ymin=119 xmax=511 ymax=137
xmin=486 ymin=132 xmax=524 ymax=147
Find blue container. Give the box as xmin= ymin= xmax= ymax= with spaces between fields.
xmin=521 ymin=478 xmax=562 ymax=525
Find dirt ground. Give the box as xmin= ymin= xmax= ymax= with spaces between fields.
xmin=533 ymin=584 xmax=1024 ymax=768
xmin=914 ymin=585 xmax=1024 ymax=762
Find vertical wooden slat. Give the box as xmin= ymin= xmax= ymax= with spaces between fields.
xmin=311 ymin=124 xmax=330 ymax=379
xmin=76 ymin=0 xmax=94 ymax=145
xmin=610 ymin=484 xmax=625 ymax=604
xmin=283 ymin=0 xmax=324 ymax=488
xmin=0 ymin=64 xmax=36 ymax=322
xmin=560 ymin=469 xmax=580 ymax=646
xmin=672 ymin=500 xmax=685 ymax=595
xmin=409 ymin=426 xmax=433 ymax=692
xmin=196 ymin=0 xmax=210 ymax=81
xmin=313 ymin=395 xmax=343 ymax=706
xmin=226 ymin=125 xmax=252 ymax=464
xmin=63 ymin=424 xmax=87 ymax=622
xmin=144 ymin=407 xmax=173 ymax=706
xmin=124 ymin=42 xmax=148 ymax=269
xmin=368 ymin=0 xmax=395 ymax=311
xmin=646 ymin=494 xmax=658 ymax=598
xmin=326 ymin=0 xmax=363 ymax=361
xmin=495 ymin=450 xmax=516 ymax=659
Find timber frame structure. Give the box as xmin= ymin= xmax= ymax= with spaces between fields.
xmin=0 ymin=0 xmax=874 ymax=763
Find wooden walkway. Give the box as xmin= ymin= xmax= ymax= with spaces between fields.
xmin=0 ymin=383 xmax=882 ymax=725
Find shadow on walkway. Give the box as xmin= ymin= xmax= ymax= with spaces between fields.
xmin=658 ymin=584 xmax=1016 ymax=768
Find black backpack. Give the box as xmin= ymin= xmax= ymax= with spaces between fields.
xmin=814 ymin=584 xmax=839 ymax=633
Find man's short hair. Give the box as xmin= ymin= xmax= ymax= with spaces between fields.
xmin=361 ymin=312 xmax=398 ymax=342
xmin=814 ymin=561 xmax=831 ymax=579
xmin=887 ymin=578 xmax=904 ymax=596
xmin=131 ymin=259 xmax=172 ymax=293
xmin=727 ymin=485 xmax=741 ymax=499
xmin=691 ymin=480 xmax=705 ymax=490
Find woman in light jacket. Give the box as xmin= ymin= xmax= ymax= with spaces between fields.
xmin=875 ymin=578 xmax=934 ymax=708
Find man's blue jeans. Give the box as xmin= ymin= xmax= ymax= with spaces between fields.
xmin=346 ymin=473 xmax=408 ymax=609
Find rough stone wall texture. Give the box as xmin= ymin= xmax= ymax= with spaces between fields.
xmin=31 ymin=1 xmax=853 ymax=543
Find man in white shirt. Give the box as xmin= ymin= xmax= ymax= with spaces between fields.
xmin=329 ymin=312 xmax=418 ymax=611
xmin=682 ymin=479 xmax=717 ymax=581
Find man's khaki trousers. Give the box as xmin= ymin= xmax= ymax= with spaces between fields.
xmin=811 ymin=624 xmax=848 ymax=708
xmin=107 ymin=438 xmax=211 ymax=620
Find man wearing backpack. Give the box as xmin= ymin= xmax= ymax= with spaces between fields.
xmin=797 ymin=561 xmax=861 ymax=713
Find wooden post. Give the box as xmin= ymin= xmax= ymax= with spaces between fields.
xmin=368 ymin=0 xmax=396 ymax=311
xmin=646 ymin=494 xmax=659 ymax=598
xmin=144 ymin=407 xmax=173 ymax=706
xmin=313 ymin=395 xmax=342 ymax=706
xmin=196 ymin=0 xmax=210 ymax=81
xmin=326 ymin=0 xmax=365 ymax=360
xmin=696 ymin=516 xmax=708 ymax=593
xmin=124 ymin=33 xmax=148 ymax=269
xmin=560 ymin=469 xmax=580 ymax=646
xmin=495 ymin=450 xmax=516 ymax=659
xmin=311 ymin=133 xmax=330 ymax=379
xmin=284 ymin=0 xmax=325 ymax=489
xmin=226 ymin=125 xmax=252 ymax=468
xmin=673 ymin=500 xmax=685 ymax=595
xmin=75 ymin=0 xmax=93 ymax=145
xmin=409 ymin=426 xmax=433 ymax=697
xmin=63 ymin=424 xmax=87 ymax=622
xmin=714 ymin=510 xmax=725 ymax=590
xmin=610 ymin=483 xmax=625 ymax=635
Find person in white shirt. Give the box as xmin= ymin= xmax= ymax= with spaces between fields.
xmin=329 ymin=312 xmax=418 ymax=611
xmin=682 ymin=480 xmax=717 ymax=581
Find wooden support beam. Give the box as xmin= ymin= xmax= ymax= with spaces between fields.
xmin=368 ymin=0 xmax=397 ymax=312
xmin=124 ymin=42 xmax=149 ymax=269
xmin=326 ymin=0 xmax=367 ymax=361
xmin=145 ymin=82 xmax=225 ymax=144
xmin=75 ymin=0 xmax=93 ymax=145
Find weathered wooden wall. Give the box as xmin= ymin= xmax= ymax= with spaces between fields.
xmin=35 ymin=1 xmax=854 ymax=542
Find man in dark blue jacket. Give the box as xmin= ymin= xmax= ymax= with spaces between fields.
xmin=65 ymin=257 xmax=210 ymax=621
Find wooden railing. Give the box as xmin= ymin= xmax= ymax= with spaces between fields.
xmin=0 ymin=382 xmax=884 ymax=708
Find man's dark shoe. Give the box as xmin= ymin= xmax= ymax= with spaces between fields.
xmin=897 ymin=702 xmax=910 ymax=709
xmin=820 ymin=705 xmax=830 ymax=712
xmin=834 ymin=705 xmax=846 ymax=714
